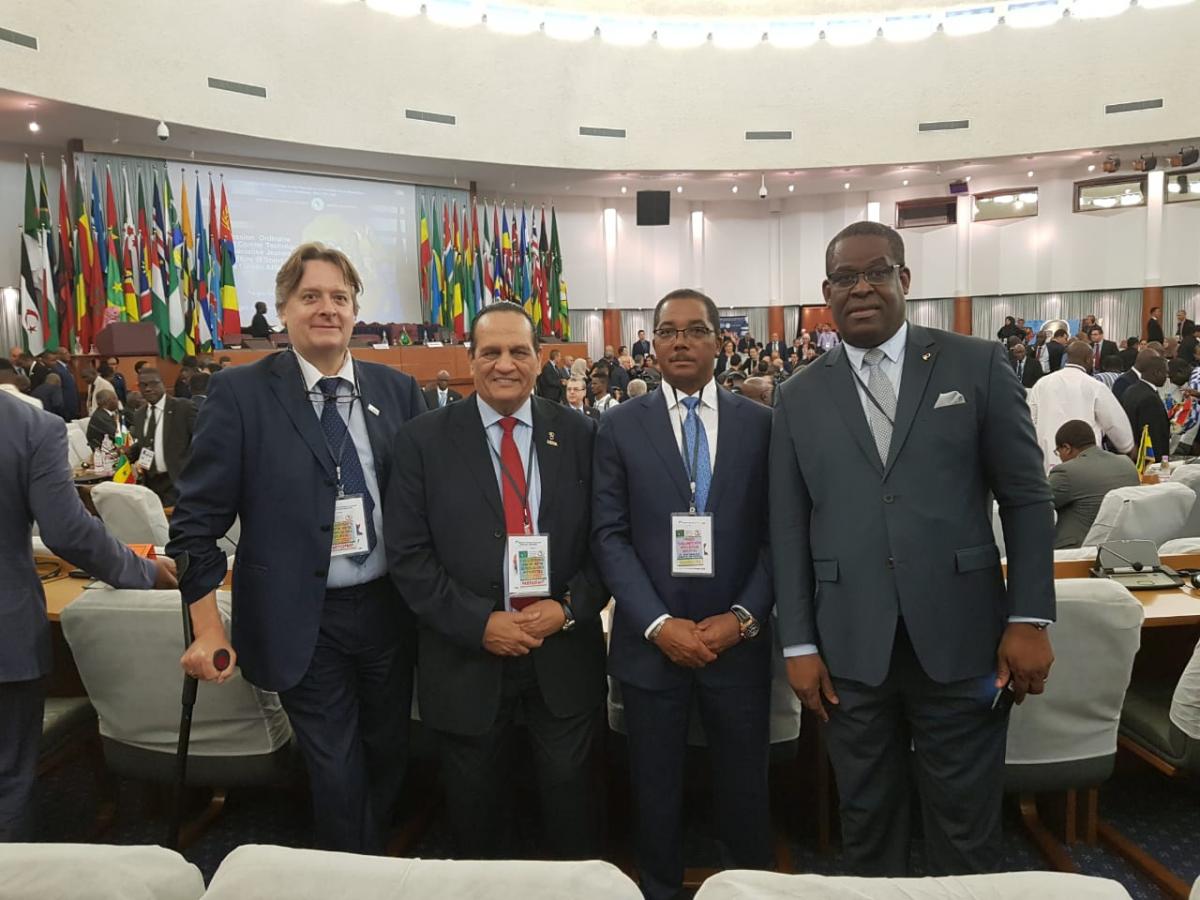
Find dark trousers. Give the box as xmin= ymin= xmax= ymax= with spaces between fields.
xmin=826 ymin=621 xmax=1009 ymax=876
xmin=0 ymin=678 xmax=45 ymax=842
xmin=141 ymin=470 xmax=177 ymax=507
xmin=436 ymin=655 xmax=601 ymax=860
xmin=279 ymin=578 xmax=415 ymax=854
xmin=622 ymin=678 xmax=772 ymax=900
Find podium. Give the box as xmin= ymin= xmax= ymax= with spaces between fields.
xmin=95 ymin=322 xmax=159 ymax=357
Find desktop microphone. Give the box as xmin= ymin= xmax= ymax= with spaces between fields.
xmin=1101 ymin=547 xmax=1144 ymax=571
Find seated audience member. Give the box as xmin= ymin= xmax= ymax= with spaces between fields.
xmin=1119 ymin=352 xmax=1170 ymax=461
xmin=740 ymin=346 xmax=762 ymax=374
xmin=423 ymin=369 xmax=463 ymax=410
xmin=1048 ymin=420 xmax=1141 ymax=548
xmin=1097 ymin=355 xmax=1126 ymax=392
xmin=86 ymin=389 xmax=127 ymax=449
xmin=717 ymin=369 xmax=746 ymax=393
xmin=1163 ymin=359 xmax=1200 ymax=454
xmin=1010 ymin=342 xmax=1042 ymax=388
xmin=627 ymin=378 xmax=648 ymax=399
xmin=742 ymin=375 xmax=774 ymax=406
xmin=173 ymin=356 xmax=197 ymax=399
xmin=31 ymin=373 xmax=65 ymax=419
xmin=591 ymin=372 xmax=619 ymax=414
xmin=1119 ymin=338 xmax=1141 ymax=371
xmin=715 ymin=339 xmax=737 ymax=375
xmin=128 ymin=366 xmax=198 ymax=506
xmin=249 ymin=300 xmax=272 ymax=338
xmin=189 ymin=372 xmax=211 ymax=411
xmin=0 ymin=360 xmax=43 ymax=408
xmin=570 ymin=357 xmax=589 ymax=380
xmin=218 ymin=356 xmax=232 ymax=368
xmin=565 ymin=376 xmax=596 ymax=418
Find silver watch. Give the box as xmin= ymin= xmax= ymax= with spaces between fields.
xmin=731 ymin=606 xmax=760 ymax=640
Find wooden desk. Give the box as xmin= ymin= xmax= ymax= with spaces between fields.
xmin=38 ymin=554 xmax=232 ymax=622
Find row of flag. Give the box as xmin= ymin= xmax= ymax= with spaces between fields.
xmin=18 ymin=155 xmax=241 ymax=360
xmin=419 ymin=199 xmax=569 ymax=341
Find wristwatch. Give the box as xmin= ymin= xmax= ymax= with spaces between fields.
xmin=731 ymin=605 xmax=760 ymax=640
xmin=559 ymin=594 xmax=576 ymax=633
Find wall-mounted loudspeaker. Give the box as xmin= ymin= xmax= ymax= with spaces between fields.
xmin=637 ymin=191 xmax=671 ymax=226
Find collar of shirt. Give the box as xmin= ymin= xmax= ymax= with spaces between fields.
xmin=1064 ymin=364 xmax=1090 ymax=375
xmin=294 ymin=349 xmax=355 ymax=392
xmin=151 ymin=394 xmax=166 ymax=413
xmin=662 ymin=377 xmax=717 ymax=412
xmin=843 ymin=321 xmax=909 ymax=374
xmin=477 ymin=394 xmax=534 ymax=432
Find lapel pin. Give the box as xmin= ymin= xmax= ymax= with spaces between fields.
xmin=547 ymin=432 xmax=558 ymax=447
xmin=922 ymin=352 xmax=932 ymax=361
xmin=367 ymin=403 xmax=380 ymax=416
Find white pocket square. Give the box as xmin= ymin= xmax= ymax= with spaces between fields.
xmin=934 ymin=391 xmax=966 ymax=409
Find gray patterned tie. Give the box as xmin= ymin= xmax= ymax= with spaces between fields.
xmin=863 ymin=348 xmax=897 ymax=464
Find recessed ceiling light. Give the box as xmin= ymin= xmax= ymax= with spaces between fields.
xmin=1087 ymin=164 xmax=1096 ymax=172
xmin=965 ymin=175 xmax=972 ymax=182
xmin=676 ymin=185 xmax=683 ymax=193
xmin=788 ymin=184 xmax=795 ymax=192
xmin=731 ymin=185 xmax=739 ymax=194
xmin=28 ymin=122 xmax=40 ymax=133
xmin=620 ymin=185 xmax=627 ymax=194
xmin=902 ymin=179 xmax=909 ymax=186
xmin=1027 ymin=170 xmax=1034 ymax=178
xmin=843 ymin=182 xmax=850 ymax=190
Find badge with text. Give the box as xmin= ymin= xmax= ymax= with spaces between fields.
xmin=671 ymin=513 xmax=715 ymax=577
xmin=137 ymin=448 xmax=156 ymax=471
xmin=330 ymin=495 xmax=371 ymax=558
xmin=507 ymin=533 xmax=551 ymax=598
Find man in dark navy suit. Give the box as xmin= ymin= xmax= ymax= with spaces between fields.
xmin=593 ymin=289 xmax=774 ymax=900
xmin=169 ymin=243 xmax=425 ymax=853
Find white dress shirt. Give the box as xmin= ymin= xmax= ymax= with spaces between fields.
xmin=477 ymin=395 xmax=541 ymax=609
xmin=88 ymin=375 xmax=117 ymax=415
xmin=294 ymin=350 xmax=387 ymax=588
xmin=1028 ymin=363 xmax=1135 ymax=473
xmin=644 ymin=379 xmax=720 ymax=640
xmin=784 ymin=322 xmax=1048 ymax=660
xmin=0 ymin=383 xmax=42 ymax=409
xmin=141 ymin=395 xmax=168 ymax=474
xmin=437 ymin=387 xmax=450 ymax=408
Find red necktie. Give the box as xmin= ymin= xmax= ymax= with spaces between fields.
xmin=499 ymin=417 xmax=534 ymax=610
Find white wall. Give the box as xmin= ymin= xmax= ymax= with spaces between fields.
xmin=4 ymin=0 xmax=1199 ymax=173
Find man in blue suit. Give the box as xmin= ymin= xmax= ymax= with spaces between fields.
xmin=593 ymin=289 xmax=774 ymax=900
xmin=0 ymin=364 xmax=176 ymax=841
xmin=169 ymin=243 xmax=425 ymax=854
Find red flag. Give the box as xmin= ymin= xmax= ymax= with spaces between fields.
xmin=57 ymin=159 xmax=75 ymax=349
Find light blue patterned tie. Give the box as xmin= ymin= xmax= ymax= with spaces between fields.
xmin=681 ymin=396 xmax=712 ymax=512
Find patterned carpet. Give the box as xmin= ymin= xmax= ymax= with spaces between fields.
xmin=32 ymin=738 xmax=1199 ymax=897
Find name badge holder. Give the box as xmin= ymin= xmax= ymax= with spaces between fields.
xmin=313 ymin=380 xmax=372 ymax=560
xmin=670 ymin=386 xmax=715 ymax=578
xmin=489 ymin=433 xmax=551 ymax=599
xmin=137 ymin=447 xmax=156 ymax=471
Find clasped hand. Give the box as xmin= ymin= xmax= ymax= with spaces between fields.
xmin=482 ymin=600 xmax=565 ymax=656
xmin=653 ymin=613 xmax=741 ymax=668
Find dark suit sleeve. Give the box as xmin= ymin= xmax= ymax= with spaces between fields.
xmin=31 ymin=415 xmax=155 ymax=589
xmin=537 ymin=363 xmax=559 ymax=398
xmin=979 ymin=343 xmax=1055 ymax=621
xmin=563 ymin=418 xmax=610 ymax=624
xmin=768 ymin=396 xmax=817 ymax=647
xmin=1046 ymin=465 xmax=1074 ymax=511
xmin=167 ymin=374 xmax=243 ymax=604
xmin=384 ymin=424 xmax=495 ymax=650
xmin=591 ymin=414 xmax=671 ymax=634
xmin=1143 ymin=393 xmax=1171 ymax=458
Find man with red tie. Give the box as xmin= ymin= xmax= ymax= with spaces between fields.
xmin=385 ymin=301 xmax=609 ymax=859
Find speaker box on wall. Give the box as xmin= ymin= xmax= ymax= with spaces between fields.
xmin=636 ymin=190 xmax=671 ymax=226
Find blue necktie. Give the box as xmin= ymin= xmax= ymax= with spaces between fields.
xmin=681 ymin=396 xmax=712 ymax=512
xmin=317 ymin=377 xmax=376 ymax=564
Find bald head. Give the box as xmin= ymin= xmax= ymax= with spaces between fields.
xmin=436 ymin=370 xmax=450 ymax=390
xmin=1135 ymin=349 xmax=1162 ymax=371
xmin=742 ymin=376 xmax=774 ymax=406
xmin=1066 ymin=340 xmax=1094 ymax=368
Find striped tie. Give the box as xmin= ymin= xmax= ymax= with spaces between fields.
xmin=863 ymin=348 xmax=897 ymax=465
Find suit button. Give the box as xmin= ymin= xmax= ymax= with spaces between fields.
xmin=490 ymin=581 xmax=500 ymax=591
xmin=886 ymin=557 xmax=895 ymax=569
xmin=493 ymin=530 xmax=503 ymax=539
xmin=883 ymin=494 xmax=895 ymax=504
xmin=315 ymin=569 xmax=327 ymax=578
xmin=320 ymin=524 xmax=331 ymax=533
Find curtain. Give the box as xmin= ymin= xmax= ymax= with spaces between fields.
xmin=1164 ymin=285 xmax=1200 ymax=327
xmin=783 ymin=306 xmax=801 ymax=342
xmin=906 ymin=298 xmax=955 ymax=332
xmin=972 ymin=290 xmax=1142 ymax=344
xmin=725 ymin=307 xmax=769 ymax=341
xmin=568 ymin=310 xmax=604 ymax=360
xmin=621 ymin=309 xmax=654 ymax=355
xmin=0 ymin=288 xmax=20 ymax=354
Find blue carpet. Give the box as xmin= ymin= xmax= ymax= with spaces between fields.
xmin=33 ymin=752 xmax=1198 ymax=896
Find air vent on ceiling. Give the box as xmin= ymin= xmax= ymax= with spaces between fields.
xmin=0 ymin=26 xmax=38 ymax=49
xmin=406 ymin=109 xmax=456 ymax=125
xmin=745 ymin=130 xmax=792 ymax=141
xmin=579 ymin=126 xmax=626 ymax=138
xmin=1105 ymin=98 xmax=1163 ymax=115
xmin=918 ymin=119 xmax=969 ymax=132
xmin=207 ymin=77 xmax=267 ymax=98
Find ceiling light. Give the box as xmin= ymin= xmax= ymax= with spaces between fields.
xmin=1027 ymin=170 xmax=1035 ymax=178
xmin=1019 ymin=192 xmax=1038 ymax=203
xmin=824 ymin=17 xmax=879 ymax=45
xmin=942 ymin=5 xmax=1001 ymax=35
xmin=1119 ymin=192 xmax=1143 ymax=206
xmin=843 ymin=182 xmax=851 ymax=190
xmin=675 ymin=185 xmax=683 ymax=193
xmin=766 ymin=20 xmax=819 ymax=47
xmin=788 ymin=184 xmax=795 ymax=192
xmin=882 ymin=13 xmax=938 ymax=41
xmin=28 ymin=122 xmax=40 ymax=133
xmin=994 ymin=194 xmax=1015 ymax=204
xmin=425 ymin=0 xmax=483 ymax=28
xmin=1005 ymin=0 xmax=1065 ymax=29
xmin=902 ymin=179 xmax=909 ymax=186
xmin=711 ymin=21 xmax=763 ymax=49
xmin=541 ymin=10 xmax=596 ymax=40
xmin=1088 ymin=164 xmax=1096 ymax=172
xmin=965 ymin=175 xmax=972 ymax=182
xmin=1092 ymin=197 xmax=1117 ymax=208
xmin=1168 ymin=182 xmax=1183 ymax=193
xmin=731 ymin=185 xmax=739 ymax=193
xmin=759 ymin=174 xmax=768 ymax=197
xmin=620 ymin=185 xmax=627 ymax=194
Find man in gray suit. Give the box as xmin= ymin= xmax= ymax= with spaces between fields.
xmin=770 ymin=222 xmax=1056 ymax=876
xmin=1048 ymin=420 xmax=1141 ymax=548
xmin=0 ymin=380 xmax=177 ymax=841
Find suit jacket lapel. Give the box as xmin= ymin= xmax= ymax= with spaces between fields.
xmin=824 ymin=344 xmax=883 ymax=475
xmin=353 ymin=361 xmax=389 ymax=488
xmin=268 ymin=351 xmax=336 ymax=478
xmin=641 ymin=392 xmax=693 ymax=509
xmin=454 ymin=395 xmax=505 ymax=526
xmin=884 ymin=325 xmax=939 ymax=477
xmin=532 ymin=399 xmax=562 ymax=530
xmin=705 ymin=387 xmax=737 ymax=513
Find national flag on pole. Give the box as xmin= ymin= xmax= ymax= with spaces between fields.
xmin=500 ymin=207 xmax=512 ymax=303
xmin=549 ymin=206 xmax=566 ymax=338
xmin=103 ymin=231 xmax=124 ymax=328
xmin=526 ymin=210 xmax=542 ymax=331
xmin=180 ymin=174 xmax=197 ymax=355
xmin=91 ymin=167 xmax=108 ymax=275
xmin=429 ymin=200 xmax=444 ymax=331
xmin=104 ymin=168 xmax=120 ymax=267
xmin=73 ymin=165 xmax=95 ymax=353
xmin=518 ymin=206 xmax=532 ymax=319
xmin=418 ymin=200 xmax=432 ymax=321
xmin=218 ymin=178 xmax=241 ymax=342
xmin=194 ymin=175 xmax=215 ymax=350
xmin=36 ymin=157 xmax=60 ymax=351
xmin=442 ymin=203 xmax=456 ymax=331
xmin=165 ymin=174 xmax=187 ymax=361
xmin=135 ymin=174 xmax=153 ymax=320
xmin=451 ymin=202 xmax=465 ymax=339
xmin=207 ymin=176 xmax=222 ymax=346
xmin=1135 ymin=424 xmax=1155 ymax=474
xmin=150 ymin=178 xmax=171 ymax=358
xmin=19 ymin=159 xmax=45 ymax=354
xmin=469 ymin=198 xmax=482 ymax=322
xmin=482 ymin=204 xmax=494 ymax=305
xmin=120 ymin=168 xmax=140 ymax=322
xmin=56 ymin=158 xmax=76 ymax=351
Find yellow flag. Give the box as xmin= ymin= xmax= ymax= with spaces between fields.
xmin=1135 ymin=425 xmax=1153 ymax=474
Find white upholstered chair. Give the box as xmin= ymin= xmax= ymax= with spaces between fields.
xmin=1081 ymin=482 xmax=1195 ymax=548
xmin=691 ymin=870 xmax=1132 ymax=899
xmin=0 ymin=844 xmax=203 ymax=900
xmin=90 ymin=481 xmax=170 ymax=547
xmin=1168 ymin=465 xmax=1200 ymax=538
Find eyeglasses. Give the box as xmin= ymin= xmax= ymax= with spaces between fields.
xmin=826 ymin=264 xmax=902 ymax=290
xmin=653 ymin=326 xmax=715 ymax=342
